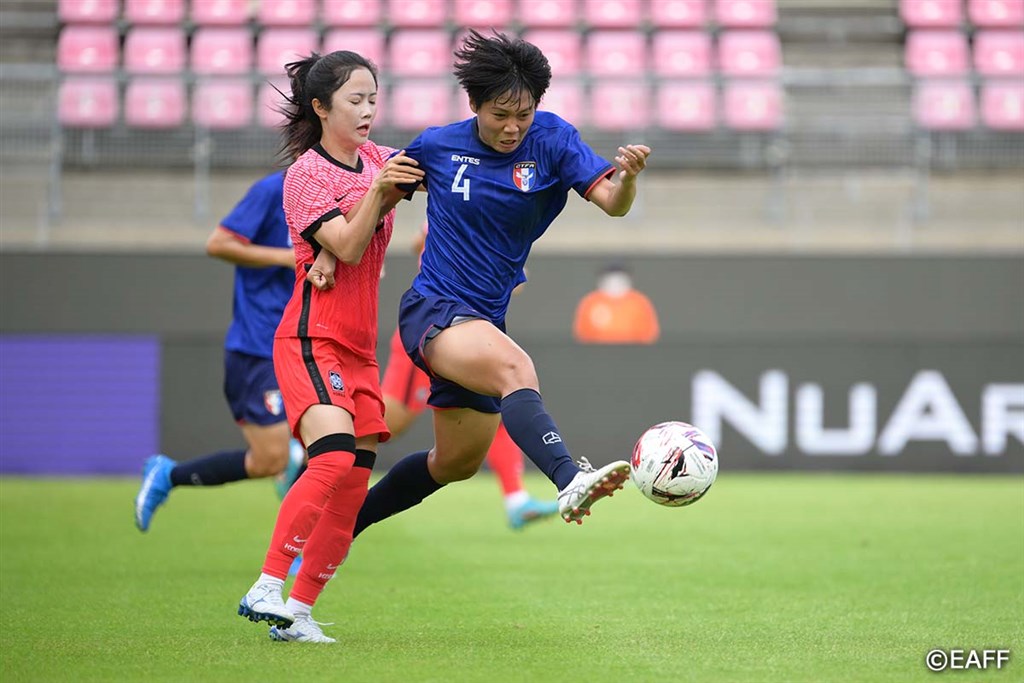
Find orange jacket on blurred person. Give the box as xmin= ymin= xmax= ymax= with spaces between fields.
xmin=573 ymin=263 xmax=660 ymax=345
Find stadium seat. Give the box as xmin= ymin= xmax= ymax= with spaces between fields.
xmin=322 ymin=0 xmax=382 ymax=25
xmin=715 ymin=0 xmax=777 ymax=28
xmin=585 ymin=31 xmax=648 ymax=76
xmin=58 ymin=0 xmax=119 ymax=24
xmin=192 ymin=79 xmax=253 ymax=129
xmin=518 ymin=0 xmax=577 ymax=27
xmin=968 ymin=0 xmax=1024 ymax=27
xmin=190 ymin=0 xmax=249 ymax=25
xmin=650 ymin=0 xmax=708 ymax=27
xmin=123 ymin=0 xmax=186 ymax=24
xmin=718 ymin=30 xmax=782 ymax=77
xmin=453 ymin=0 xmax=514 ymax=27
xmin=388 ymin=80 xmax=452 ymax=129
xmin=973 ymin=30 xmax=1024 ymax=76
xmin=257 ymin=0 xmax=317 ymax=26
xmin=57 ymin=26 xmax=119 ymax=73
xmin=257 ymin=28 xmax=319 ymax=76
xmin=652 ymin=30 xmax=712 ymax=77
xmin=191 ymin=28 xmax=253 ymax=75
xmin=257 ymin=79 xmax=290 ymax=129
xmin=124 ymin=27 xmax=186 ymax=75
xmin=980 ymin=80 xmax=1024 ymax=129
xmin=388 ymin=0 xmax=449 ymax=27
xmin=124 ymin=77 xmax=186 ymax=128
xmin=323 ymin=30 xmax=386 ymax=68
xmin=521 ymin=30 xmax=582 ymax=76
xmin=656 ymin=80 xmax=717 ymax=130
xmin=387 ymin=30 xmax=451 ymax=77
xmin=58 ymin=77 xmax=118 ymax=128
xmin=899 ymin=0 xmax=963 ymax=28
xmin=904 ymin=30 xmax=970 ymax=76
xmin=913 ymin=80 xmax=976 ymax=129
xmin=538 ymin=80 xmax=585 ymax=123
xmin=722 ymin=80 xmax=783 ymax=130
xmin=590 ymin=81 xmax=650 ymax=130
xmin=583 ymin=0 xmax=644 ymax=29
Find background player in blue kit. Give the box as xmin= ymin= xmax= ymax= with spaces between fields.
xmin=134 ymin=172 xmax=305 ymax=535
xmin=350 ymin=30 xmax=653 ymax=536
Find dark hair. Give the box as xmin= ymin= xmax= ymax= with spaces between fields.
xmin=278 ymin=51 xmax=378 ymax=160
xmin=453 ymin=29 xmax=551 ymax=110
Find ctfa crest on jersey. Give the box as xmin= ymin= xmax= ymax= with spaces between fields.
xmin=263 ymin=390 xmax=283 ymax=416
xmin=513 ymin=162 xmax=537 ymax=192
xmin=329 ymin=371 xmax=344 ymax=393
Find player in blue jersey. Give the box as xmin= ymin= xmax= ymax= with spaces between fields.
xmin=350 ymin=30 xmax=652 ymax=536
xmin=134 ymin=172 xmax=305 ymax=539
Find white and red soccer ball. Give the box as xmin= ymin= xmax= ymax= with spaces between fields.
xmin=631 ymin=421 xmax=718 ymax=507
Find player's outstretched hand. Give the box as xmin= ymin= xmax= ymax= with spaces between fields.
xmin=614 ymin=144 xmax=652 ymax=181
xmin=373 ymin=150 xmax=425 ymax=192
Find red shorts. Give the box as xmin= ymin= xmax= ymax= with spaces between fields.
xmin=273 ymin=335 xmax=390 ymax=442
xmin=380 ymin=326 xmax=430 ymax=414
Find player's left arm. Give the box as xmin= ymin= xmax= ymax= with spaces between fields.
xmin=586 ymin=144 xmax=652 ymax=217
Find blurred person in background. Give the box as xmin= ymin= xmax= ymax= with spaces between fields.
xmin=573 ymin=262 xmax=660 ymax=345
xmin=381 ymin=224 xmax=559 ymax=530
xmin=237 ymin=50 xmax=424 ymax=644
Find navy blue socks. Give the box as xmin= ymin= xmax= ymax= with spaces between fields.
xmin=500 ymin=388 xmax=578 ymax=490
xmin=169 ymin=449 xmax=248 ymax=487
xmin=353 ymin=450 xmax=441 ymax=537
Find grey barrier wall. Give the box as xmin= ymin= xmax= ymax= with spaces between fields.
xmin=1 ymin=252 xmax=1021 ymax=473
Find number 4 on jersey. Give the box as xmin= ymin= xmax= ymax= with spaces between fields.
xmin=451 ymin=163 xmax=470 ymax=201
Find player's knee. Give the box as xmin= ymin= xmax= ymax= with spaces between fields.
xmin=246 ymin=441 xmax=290 ymax=478
xmin=497 ymin=349 xmax=537 ymax=392
xmin=430 ymin=450 xmax=484 ymax=483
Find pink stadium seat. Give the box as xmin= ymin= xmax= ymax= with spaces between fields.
xmin=124 ymin=78 xmax=186 ymax=128
xmin=190 ymin=0 xmax=249 ymax=25
xmin=453 ymin=0 xmax=514 ymax=27
xmin=900 ymin=0 xmax=963 ymax=28
xmin=57 ymin=26 xmax=119 ymax=73
xmin=715 ymin=0 xmax=777 ymax=28
xmin=980 ymin=80 xmax=1024 ymax=129
xmin=656 ymin=81 xmax=716 ymax=130
xmin=58 ymin=0 xmax=118 ymax=24
xmin=322 ymin=0 xmax=382 ymax=26
xmin=722 ymin=80 xmax=783 ymax=130
xmin=913 ymin=80 xmax=976 ymax=129
xmin=518 ymin=0 xmax=577 ymax=27
xmin=257 ymin=0 xmax=317 ymax=26
xmin=652 ymin=31 xmax=712 ymax=77
xmin=718 ymin=30 xmax=781 ymax=77
xmin=904 ymin=30 xmax=970 ymax=76
xmin=538 ymin=80 xmax=585 ymax=122
xmin=387 ymin=30 xmax=451 ymax=77
xmin=389 ymin=80 xmax=452 ymax=129
xmin=123 ymin=0 xmax=186 ymax=24
xmin=58 ymin=78 xmax=118 ymax=127
xmin=584 ymin=0 xmax=644 ymax=29
xmin=389 ymin=0 xmax=449 ymax=27
xmin=323 ymin=30 xmax=386 ymax=68
xmin=192 ymin=79 xmax=253 ymax=129
xmin=585 ymin=31 xmax=648 ymax=76
xmin=257 ymin=28 xmax=319 ymax=76
xmin=590 ymin=81 xmax=650 ymax=130
xmin=974 ymin=30 xmax=1024 ymax=76
xmin=191 ymin=28 xmax=253 ymax=76
xmin=650 ymin=0 xmax=708 ymax=28
xmin=521 ymin=30 xmax=582 ymax=76
xmin=124 ymin=27 xmax=186 ymax=75
xmin=968 ymin=0 xmax=1024 ymax=27
xmin=257 ymin=79 xmax=290 ymax=128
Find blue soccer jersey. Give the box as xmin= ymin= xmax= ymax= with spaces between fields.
xmin=220 ymin=171 xmax=293 ymax=359
xmin=406 ymin=111 xmax=613 ymax=322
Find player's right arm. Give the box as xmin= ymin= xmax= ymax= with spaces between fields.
xmin=205 ymin=226 xmax=294 ymax=269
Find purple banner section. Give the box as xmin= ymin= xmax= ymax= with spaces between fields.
xmin=0 ymin=335 xmax=160 ymax=475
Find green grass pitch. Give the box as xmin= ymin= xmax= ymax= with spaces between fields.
xmin=1 ymin=473 xmax=1022 ymax=682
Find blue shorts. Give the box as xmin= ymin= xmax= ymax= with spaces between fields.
xmin=397 ymin=287 xmax=503 ymax=414
xmin=223 ymin=350 xmax=287 ymax=426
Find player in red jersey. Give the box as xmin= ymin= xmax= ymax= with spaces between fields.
xmin=237 ymin=50 xmax=423 ymax=644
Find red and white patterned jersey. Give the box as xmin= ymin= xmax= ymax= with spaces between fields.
xmin=276 ymin=141 xmax=397 ymax=359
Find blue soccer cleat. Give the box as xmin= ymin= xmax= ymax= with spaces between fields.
xmin=507 ymin=496 xmax=560 ymax=530
xmin=134 ymin=455 xmax=175 ymax=532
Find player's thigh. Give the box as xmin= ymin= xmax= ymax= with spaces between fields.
xmin=298 ymin=404 xmax=355 ymax=447
xmin=240 ymin=420 xmax=292 ymax=473
xmin=424 ymin=320 xmax=537 ymax=397
xmin=430 ymin=407 xmax=500 ymax=481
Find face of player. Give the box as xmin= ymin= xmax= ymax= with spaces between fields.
xmin=314 ymin=68 xmax=378 ymax=153
xmin=471 ymin=91 xmax=536 ymax=154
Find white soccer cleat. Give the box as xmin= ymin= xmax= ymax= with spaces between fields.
xmin=269 ymin=615 xmax=337 ymax=643
xmin=557 ymin=457 xmax=631 ymax=525
xmin=237 ymin=581 xmax=294 ymax=629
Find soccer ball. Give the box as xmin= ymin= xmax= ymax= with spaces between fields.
xmin=630 ymin=421 xmax=718 ymax=507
